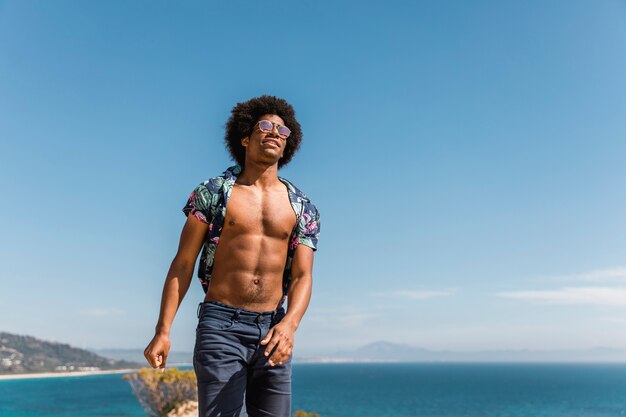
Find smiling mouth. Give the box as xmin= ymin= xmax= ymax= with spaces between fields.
xmin=262 ymin=138 xmax=280 ymax=147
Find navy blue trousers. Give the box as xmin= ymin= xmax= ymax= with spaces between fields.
xmin=194 ymin=301 xmax=292 ymax=417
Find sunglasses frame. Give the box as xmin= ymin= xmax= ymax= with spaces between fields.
xmin=254 ymin=120 xmax=291 ymax=139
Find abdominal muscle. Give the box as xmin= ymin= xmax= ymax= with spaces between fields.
xmin=204 ymin=231 xmax=290 ymax=312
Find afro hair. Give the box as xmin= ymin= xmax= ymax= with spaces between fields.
xmin=224 ymin=95 xmax=302 ymax=169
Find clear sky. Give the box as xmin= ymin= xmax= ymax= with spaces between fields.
xmin=1 ymin=0 xmax=625 ymax=356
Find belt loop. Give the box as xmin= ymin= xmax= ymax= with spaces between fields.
xmin=271 ymin=310 xmax=276 ymax=323
xmin=197 ymin=302 xmax=203 ymax=319
xmin=233 ymin=309 xmax=240 ymax=321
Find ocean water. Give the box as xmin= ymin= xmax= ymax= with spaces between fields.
xmin=1 ymin=363 xmax=626 ymax=417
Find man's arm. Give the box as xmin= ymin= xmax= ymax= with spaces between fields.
xmin=143 ymin=215 xmax=208 ymax=371
xmin=260 ymin=244 xmax=314 ymax=366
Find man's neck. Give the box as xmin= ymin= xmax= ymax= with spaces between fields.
xmin=236 ymin=160 xmax=281 ymax=189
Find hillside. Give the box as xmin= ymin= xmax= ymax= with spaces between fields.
xmin=0 ymin=332 xmax=141 ymax=374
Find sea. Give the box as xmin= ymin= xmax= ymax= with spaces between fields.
xmin=1 ymin=363 xmax=626 ymax=417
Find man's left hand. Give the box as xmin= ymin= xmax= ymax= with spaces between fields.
xmin=260 ymin=320 xmax=296 ymax=366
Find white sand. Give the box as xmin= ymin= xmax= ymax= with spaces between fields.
xmin=0 ymin=368 xmax=138 ymax=380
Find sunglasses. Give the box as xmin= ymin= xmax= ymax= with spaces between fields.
xmin=254 ymin=120 xmax=291 ymax=139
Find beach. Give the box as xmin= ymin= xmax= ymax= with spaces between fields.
xmin=0 ymin=368 xmax=138 ymax=380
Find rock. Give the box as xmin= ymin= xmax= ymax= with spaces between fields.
xmin=166 ymin=400 xmax=198 ymax=417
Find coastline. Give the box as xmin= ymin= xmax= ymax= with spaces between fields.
xmin=0 ymin=368 xmax=138 ymax=381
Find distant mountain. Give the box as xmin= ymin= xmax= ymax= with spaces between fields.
xmin=95 ymin=349 xmax=193 ymax=365
xmin=70 ymin=341 xmax=626 ymax=367
xmin=0 ymin=332 xmax=141 ymax=374
xmin=300 ymin=341 xmax=626 ymax=363
xmin=96 ymin=348 xmax=306 ymax=366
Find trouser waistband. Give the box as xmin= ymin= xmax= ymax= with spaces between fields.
xmin=197 ymin=300 xmax=284 ymax=324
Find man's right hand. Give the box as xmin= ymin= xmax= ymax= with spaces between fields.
xmin=144 ymin=334 xmax=171 ymax=372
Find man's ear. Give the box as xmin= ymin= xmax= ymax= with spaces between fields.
xmin=241 ymin=136 xmax=249 ymax=148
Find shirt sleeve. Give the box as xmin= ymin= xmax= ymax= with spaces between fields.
xmin=297 ymin=201 xmax=320 ymax=251
xmin=182 ymin=183 xmax=211 ymax=224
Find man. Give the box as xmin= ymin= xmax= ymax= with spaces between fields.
xmin=144 ymin=95 xmax=320 ymax=417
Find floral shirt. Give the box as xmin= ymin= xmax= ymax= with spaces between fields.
xmin=182 ymin=165 xmax=320 ymax=303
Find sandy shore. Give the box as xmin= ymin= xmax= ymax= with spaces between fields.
xmin=0 ymin=368 xmax=138 ymax=380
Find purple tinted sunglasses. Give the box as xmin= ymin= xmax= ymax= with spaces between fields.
xmin=255 ymin=120 xmax=291 ymax=139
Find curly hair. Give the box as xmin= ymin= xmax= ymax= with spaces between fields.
xmin=224 ymin=95 xmax=303 ymax=169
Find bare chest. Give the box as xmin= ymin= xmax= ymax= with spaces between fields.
xmin=223 ymin=185 xmax=297 ymax=240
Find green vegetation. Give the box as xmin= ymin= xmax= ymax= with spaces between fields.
xmin=124 ymin=368 xmax=197 ymax=417
xmin=0 ymin=332 xmax=140 ymax=374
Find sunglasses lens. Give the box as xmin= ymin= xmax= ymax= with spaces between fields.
xmin=257 ymin=120 xmax=290 ymax=138
xmin=277 ymin=125 xmax=291 ymax=138
xmin=258 ymin=120 xmax=273 ymax=131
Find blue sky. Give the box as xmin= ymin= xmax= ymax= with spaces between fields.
xmin=1 ymin=0 xmax=625 ymax=356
